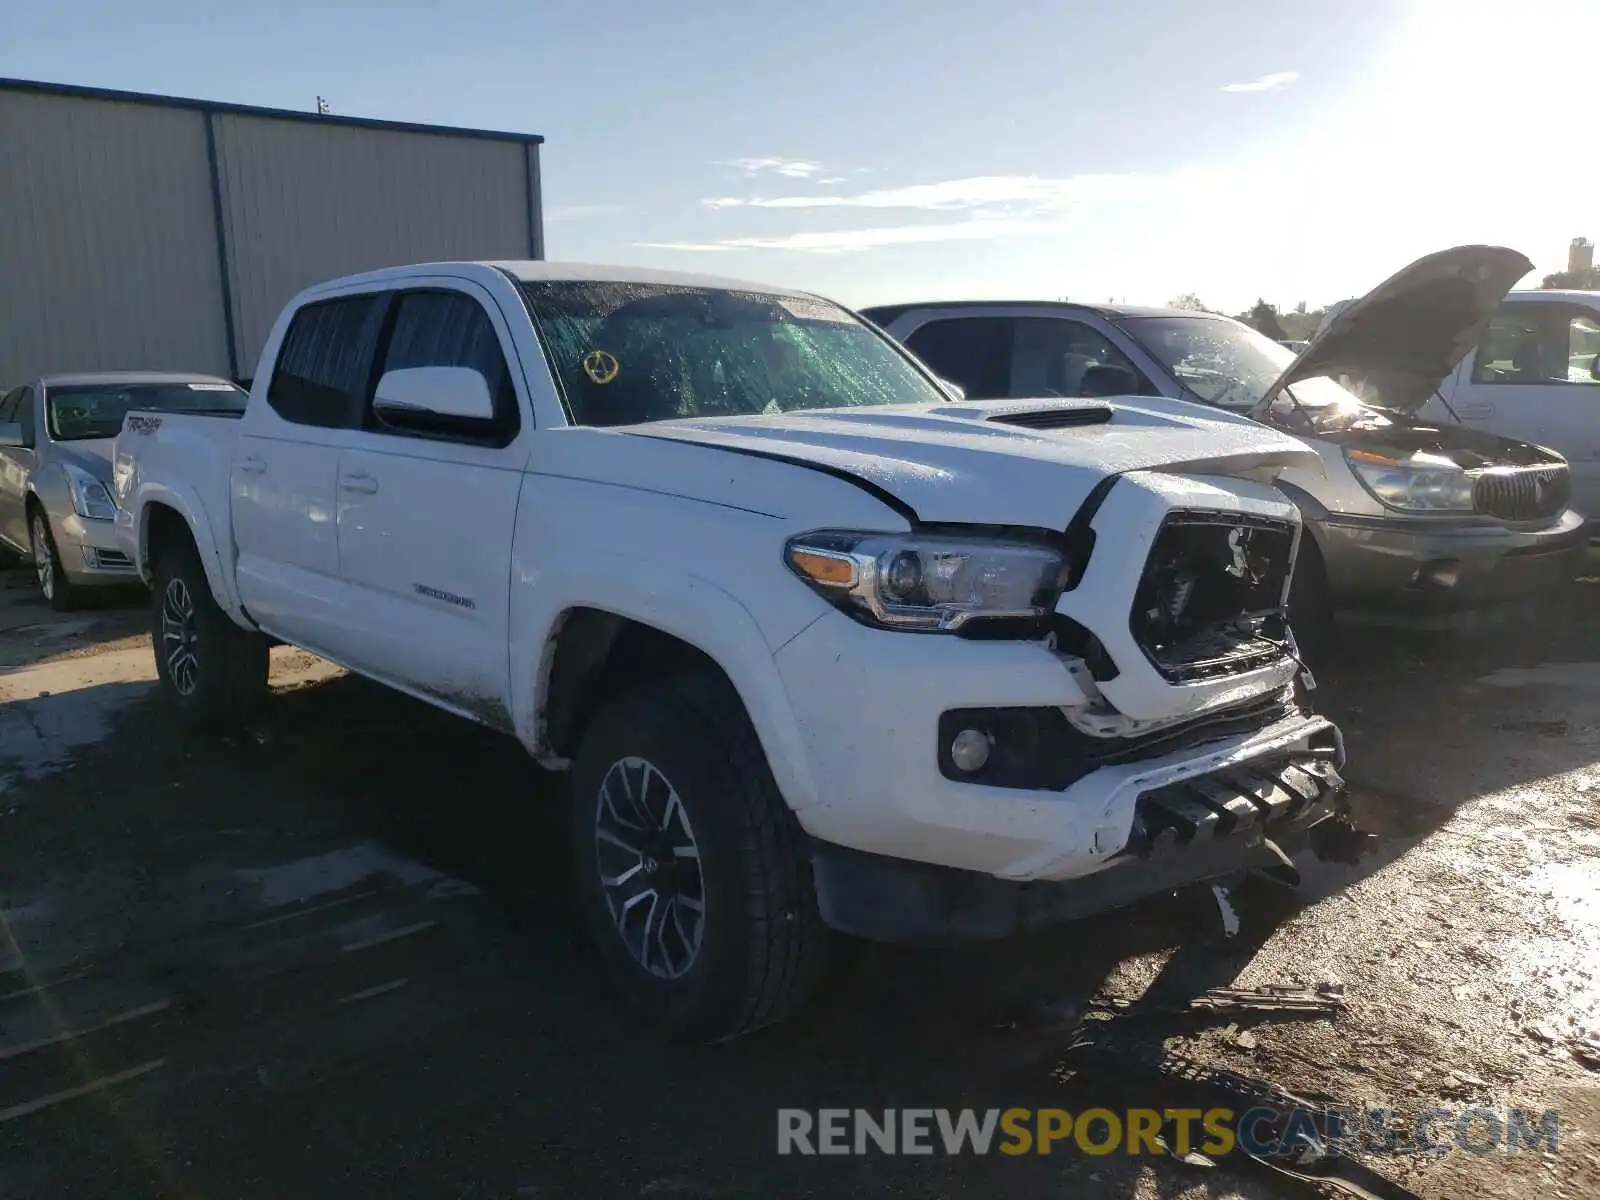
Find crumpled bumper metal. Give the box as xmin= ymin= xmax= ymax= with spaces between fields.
xmin=1125 ymin=754 xmax=1346 ymax=857
xmin=809 ymin=750 xmax=1351 ymax=945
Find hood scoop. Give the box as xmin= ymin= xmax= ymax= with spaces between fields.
xmin=987 ymin=404 xmax=1114 ymax=430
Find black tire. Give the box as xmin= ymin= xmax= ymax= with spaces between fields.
xmin=568 ymin=673 xmax=827 ymax=1043
xmin=150 ymin=534 xmax=269 ymax=728
xmin=28 ymin=508 xmax=76 ymax=613
xmin=1288 ymin=534 xmax=1335 ymax=666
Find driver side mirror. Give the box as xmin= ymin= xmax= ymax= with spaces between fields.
xmin=374 ymin=367 xmax=494 ymax=423
xmin=0 ymin=423 xmax=24 ymax=448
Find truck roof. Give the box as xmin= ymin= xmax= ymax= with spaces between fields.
xmin=858 ymin=300 xmax=1204 ymax=324
xmin=1504 ymin=289 xmax=1600 ymax=304
xmin=298 ymin=260 xmax=821 ymax=302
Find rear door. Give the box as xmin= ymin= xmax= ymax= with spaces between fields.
xmin=328 ymin=283 xmax=529 ymax=727
xmin=1444 ymin=300 xmax=1600 ymax=514
xmin=231 ymin=295 xmax=382 ymax=650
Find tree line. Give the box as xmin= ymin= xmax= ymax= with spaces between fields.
xmin=1166 ymin=294 xmax=1326 ymax=342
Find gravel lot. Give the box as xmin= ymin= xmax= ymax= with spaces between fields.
xmin=0 ymin=563 xmax=1596 ymax=1199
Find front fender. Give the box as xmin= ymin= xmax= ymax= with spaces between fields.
xmin=509 ymin=553 xmax=822 ymax=815
xmin=121 ymin=482 xmax=253 ymax=631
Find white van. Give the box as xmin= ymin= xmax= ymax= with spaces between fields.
xmin=1327 ymin=290 xmax=1599 ymax=525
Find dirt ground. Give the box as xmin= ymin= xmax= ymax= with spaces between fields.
xmin=0 ymin=562 xmax=1597 ymax=1199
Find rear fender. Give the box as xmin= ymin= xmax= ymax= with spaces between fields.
xmin=130 ymin=483 xmax=253 ymax=631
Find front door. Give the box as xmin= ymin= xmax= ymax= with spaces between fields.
xmin=330 ymin=285 xmax=528 ymax=727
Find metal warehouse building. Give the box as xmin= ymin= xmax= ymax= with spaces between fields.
xmin=0 ymin=78 xmax=545 ymax=385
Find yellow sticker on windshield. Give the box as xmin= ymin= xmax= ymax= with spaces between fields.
xmin=581 ymin=349 xmax=620 ymax=385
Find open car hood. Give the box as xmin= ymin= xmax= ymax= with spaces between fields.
xmin=1251 ymin=244 xmax=1534 ymax=417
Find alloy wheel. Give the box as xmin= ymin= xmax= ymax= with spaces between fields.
xmin=161 ymin=577 xmax=200 ymax=696
xmin=31 ymin=515 xmax=53 ymax=600
xmin=594 ymin=756 xmax=706 ymax=979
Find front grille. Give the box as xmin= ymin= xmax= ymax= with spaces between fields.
xmin=1129 ymin=512 xmax=1295 ymax=683
xmin=1473 ymin=465 xmax=1569 ymax=522
xmin=989 ymin=405 xmax=1113 ymax=430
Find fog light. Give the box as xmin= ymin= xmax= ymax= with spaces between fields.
xmin=949 ymin=728 xmax=992 ymax=773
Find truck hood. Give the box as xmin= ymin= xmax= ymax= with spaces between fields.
xmin=1253 ymin=244 xmax=1534 ymax=417
xmin=628 ymin=397 xmax=1319 ymax=529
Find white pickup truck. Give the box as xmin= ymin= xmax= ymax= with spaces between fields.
xmin=112 ymin=261 xmax=1353 ymax=1041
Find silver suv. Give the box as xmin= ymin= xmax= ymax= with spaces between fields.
xmin=863 ymin=245 xmax=1588 ymax=642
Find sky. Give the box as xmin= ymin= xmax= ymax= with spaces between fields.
xmin=4 ymin=0 xmax=1594 ymax=313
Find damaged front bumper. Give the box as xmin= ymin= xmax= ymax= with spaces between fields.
xmin=807 ymin=715 xmax=1350 ymax=945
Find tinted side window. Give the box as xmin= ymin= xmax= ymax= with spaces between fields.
xmin=369 ymin=291 xmax=519 ymax=443
xmin=1010 ymin=318 xmax=1149 ymax=397
xmin=267 ymin=297 xmax=379 ymax=427
xmin=1469 ymin=303 xmax=1592 ymax=387
xmin=903 ymin=318 xmax=1014 ymax=400
xmin=15 ymin=388 xmax=35 ymax=445
xmin=1563 ymin=311 xmax=1600 ymax=387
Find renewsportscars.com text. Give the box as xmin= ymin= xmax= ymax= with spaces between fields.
xmin=777 ymin=1106 xmax=1560 ymax=1157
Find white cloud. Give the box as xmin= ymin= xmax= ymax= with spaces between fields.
xmin=672 ymin=167 xmax=1240 ymax=256
xmin=700 ymin=171 xmax=1212 ymax=215
xmin=1221 ymin=70 xmax=1299 ymax=93
xmin=638 ymin=216 xmax=1066 ymax=255
xmin=722 ymin=156 xmax=824 ymax=179
xmin=544 ymin=203 xmax=625 ymax=221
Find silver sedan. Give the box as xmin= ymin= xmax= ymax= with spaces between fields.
xmin=0 ymin=372 xmax=247 ymax=610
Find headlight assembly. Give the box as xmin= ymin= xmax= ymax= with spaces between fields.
xmin=785 ymin=529 xmax=1069 ymax=632
xmin=1346 ymin=448 xmax=1475 ymax=513
xmin=61 ymin=462 xmax=117 ymax=521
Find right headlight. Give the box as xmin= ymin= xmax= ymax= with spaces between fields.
xmin=784 ymin=529 xmax=1069 ymax=633
xmin=1346 ymin=448 xmax=1475 ymax=513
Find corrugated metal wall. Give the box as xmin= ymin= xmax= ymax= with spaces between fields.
xmin=0 ymin=90 xmax=233 ymax=384
xmin=1 ymin=82 xmax=542 ymax=387
xmin=213 ymin=116 xmax=533 ymax=377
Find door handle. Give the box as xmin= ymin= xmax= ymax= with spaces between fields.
xmin=237 ymin=454 xmax=267 ymax=475
xmin=339 ymin=472 xmax=379 ymax=494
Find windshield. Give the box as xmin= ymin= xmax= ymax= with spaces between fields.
xmin=519 ymin=281 xmax=944 ymax=427
xmin=1117 ymin=314 xmax=1364 ymax=424
xmin=46 ymin=381 xmax=247 ymax=441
